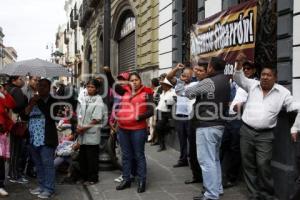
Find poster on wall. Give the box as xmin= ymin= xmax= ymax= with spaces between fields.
xmin=190 ymin=0 xmax=257 ymax=75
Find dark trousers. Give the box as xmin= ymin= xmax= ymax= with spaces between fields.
xmin=220 ymin=120 xmax=242 ymax=182
xmin=9 ymin=134 xmax=24 ymax=179
xmin=156 ymin=111 xmax=171 ymax=149
xmin=79 ymin=145 xmax=99 ymax=182
xmin=118 ymin=128 xmax=147 ymax=183
xmin=290 ymin=144 xmax=300 ymax=200
xmin=175 ymin=117 xmax=189 ymax=163
xmin=240 ymin=124 xmax=274 ymax=200
xmin=188 ymin=124 xmax=202 ymax=181
xmin=0 ymin=158 xmax=5 ymax=188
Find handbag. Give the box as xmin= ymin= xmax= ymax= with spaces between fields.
xmin=0 ymin=133 xmax=10 ymax=159
xmin=10 ymin=116 xmax=28 ymax=138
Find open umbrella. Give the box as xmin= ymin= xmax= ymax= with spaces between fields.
xmin=0 ymin=58 xmax=71 ymax=77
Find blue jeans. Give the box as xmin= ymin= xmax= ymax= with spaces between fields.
xmin=196 ymin=126 xmax=224 ymax=199
xmin=30 ymin=145 xmax=55 ymax=194
xmin=118 ymin=128 xmax=147 ymax=183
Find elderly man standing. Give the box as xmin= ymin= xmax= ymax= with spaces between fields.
xmin=233 ymin=53 xmax=300 ymax=200
xmin=176 ymin=57 xmax=230 ymax=200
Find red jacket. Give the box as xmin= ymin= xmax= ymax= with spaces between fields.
xmin=0 ymin=92 xmax=16 ymax=133
xmin=116 ymin=85 xmax=153 ymax=130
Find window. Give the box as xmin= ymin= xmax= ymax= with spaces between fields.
xmin=205 ymin=0 xmax=222 ymax=18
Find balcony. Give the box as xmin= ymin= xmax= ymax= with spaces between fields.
xmin=79 ymin=0 xmax=93 ymax=28
xmin=70 ymin=9 xmax=77 ymax=29
xmin=64 ymin=29 xmax=70 ymax=45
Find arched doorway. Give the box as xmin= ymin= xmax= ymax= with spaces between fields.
xmin=116 ymin=10 xmax=136 ymax=72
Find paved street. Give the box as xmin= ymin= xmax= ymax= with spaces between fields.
xmin=86 ymin=144 xmax=248 ymax=200
xmin=1 ymin=144 xmax=248 ymax=200
xmin=2 ymin=174 xmax=89 ymax=200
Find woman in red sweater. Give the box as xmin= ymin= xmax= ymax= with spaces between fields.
xmin=0 ymin=85 xmax=16 ymax=196
xmin=104 ymin=67 xmax=154 ymax=193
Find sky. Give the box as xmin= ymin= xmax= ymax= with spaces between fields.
xmin=0 ymin=0 xmax=67 ymax=61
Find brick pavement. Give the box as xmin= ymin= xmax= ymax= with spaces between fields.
xmin=86 ymin=144 xmax=248 ymax=200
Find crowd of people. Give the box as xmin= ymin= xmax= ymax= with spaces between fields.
xmin=0 ymin=53 xmax=300 ymax=200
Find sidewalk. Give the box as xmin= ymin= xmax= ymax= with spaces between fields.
xmin=2 ymin=175 xmax=89 ymax=200
xmin=86 ymin=144 xmax=248 ymax=200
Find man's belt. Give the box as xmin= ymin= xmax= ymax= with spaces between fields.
xmin=242 ymin=121 xmax=274 ymax=132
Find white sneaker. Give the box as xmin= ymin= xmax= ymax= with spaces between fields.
xmin=114 ymin=175 xmax=123 ymax=183
xmin=0 ymin=188 xmax=8 ymax=196
xmin=29 ymin=187 xmax=43 ymax=195
xmin=37 ymin=191 xmax=54 ymax=199
xmin=16 ymin=177 xmax=29 ymax=184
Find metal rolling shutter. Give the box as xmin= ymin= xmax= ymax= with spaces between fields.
xmin=118 ymin=31 xmax=135 ymax=72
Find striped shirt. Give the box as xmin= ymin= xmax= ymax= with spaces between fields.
xmin=175 ymin=78 xmax=215 ymax=100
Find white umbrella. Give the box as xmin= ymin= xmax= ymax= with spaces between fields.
xmin=0 ymin=58 xmax=72 ymax=77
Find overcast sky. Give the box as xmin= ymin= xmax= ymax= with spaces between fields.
xmin=0 ymin=0 xmax=67 ymax=61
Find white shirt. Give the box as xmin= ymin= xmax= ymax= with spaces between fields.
xmin=229 ymin=87 xmax=248 ymax=115
xmin=156 ymin=88 xmax=176 ymax=112
xmin=233 ymin=69 xmax=300 ymax=132
xmin=77 ymin=94 xmax=104 ymax=145
xmin=175 ymin=81 xmax=197 ymax=116
xmin=78 ymin=88 xmax=87 ymax=105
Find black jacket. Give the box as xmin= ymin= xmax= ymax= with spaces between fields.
xmin=193 ymin=72 xmax=230 ymax=127
xmin=7 ymin=84 xmax=28 ymax=119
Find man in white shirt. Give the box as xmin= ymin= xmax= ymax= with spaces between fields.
xmin=166 ymin=63 xmax=194 ymax=168
xmin=155 ymin=78 xmax=176 ymax=152
xmin=167 ymin=62 xmax=207 ymax=184
xmin=233 ymin=53 xmax=300 ymax=200
xmin=221 ymin=61 xmax=257 ymax=189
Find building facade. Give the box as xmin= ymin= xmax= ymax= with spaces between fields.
xmin=54 ymin=0 xmax=84 ymax=86
xmin=0 ymin=27 xmax=17 ymax=72
xmin=110 ymin=0 xmax=159 ymax=85
xmin=78 ymin=0 xmax=104 ymax=78
xmin=0 ymin=27 xmax=5 ymax=71
xmin=56 ymin=1 xmax=300 ymax=198
xmin=183 ymin=1 xmax=298 ymax=199
xmin=71 ymin=0 xmax=160 ymax=85
xmin=3 ymin=47 xmax=17 ymax=66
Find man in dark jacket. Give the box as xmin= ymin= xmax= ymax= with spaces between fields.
xmin=176 ymin=57 xmax=230 ymax=200
xmin=25 ymin=79 xmax=58 ymax=199
xmin=6 ymin=76 xmax=28 ymax=184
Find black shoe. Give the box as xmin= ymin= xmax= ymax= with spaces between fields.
xmin=184 ymin=178 xmax=202 ymax=184
xmin=116 ymin=180 xmax=131 ymax=190
xmin=150 ymin=142 xmax=159 ymax=146
xmin=173 ymin=162 xmax=188 ymax=168
xmin=59 ymin=177 xmax=76 ymax=185
xmin=223 ymin=180 xmax=236 ymax=189
xmin=157 ymin=146 xmax=166 ymax=152
xmin=137 ymin=182 xmax=146 ymax=193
